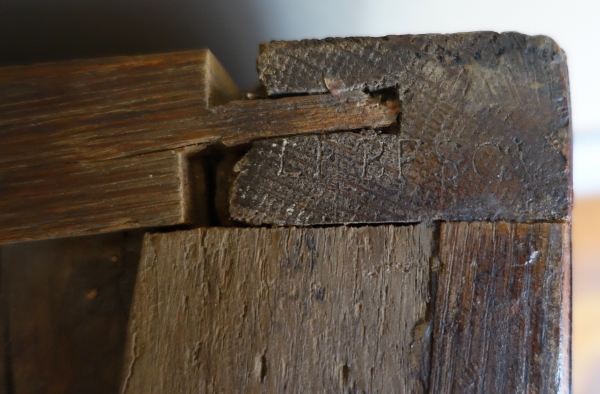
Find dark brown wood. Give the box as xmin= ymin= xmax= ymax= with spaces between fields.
xmin=1 ymin=231 xmax=143 ymax=394
xmin=0 ymin=151 xmax=190 ymax=244
xmin=0 ymin=34 xmax=572 ymax=394
xmin=122 ymin=225 xmax=434 ymax=393
xmin=431 ymin=222 xmax=570 ymax=393
xmin=231 ymin=32 xmax=573 ymax=225
xmin=230 ymin=126 xmax=569 ymax=225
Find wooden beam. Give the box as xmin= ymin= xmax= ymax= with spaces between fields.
xmin=0 ymin=50 xmax=238 ymax=168
xmin=0 ymin=151 xmax=190 ymax=244
xmin=122 ymin=225 xmax=434 ymax=393
xmin=231 ymin=32 xmax=572 ymax=224
xmin=230 ymin=127 xmax=569 ymax=224
xmin=430 ymin=222 xmax=570 ymax=393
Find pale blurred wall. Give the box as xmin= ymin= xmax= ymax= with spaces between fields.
xmin=1 ymin=1 xmax=599 ymax=392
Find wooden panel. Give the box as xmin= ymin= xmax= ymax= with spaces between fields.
xmin=431 ymin=222 xmax=570 ymax=393
xmin=122 ymin=225 xmax=434 ymax=393
xmin=1 ymin=231 xmax=143 ymax=394
xmin=231 ymin=127 xmax=569 ymax=224
xmin=0 ymin=151 xmax=189 ymax=244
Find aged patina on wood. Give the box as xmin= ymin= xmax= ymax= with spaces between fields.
xmin=122 ymin=32 xmax=570 ymax=393
xmin=232 ymin=32 xmax=572 ymax=225
xmin=432 ymin=222 xmax=570 ymax=393
xmin=122 ymin=225 xmax=434 ymax=393
xmin=122 ymin=222 xmax=571 ymax=393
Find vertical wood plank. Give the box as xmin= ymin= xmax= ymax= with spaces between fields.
xmin=1 ymin=232 xmax=143 ymax=394
xmin=122 ymin=225 xmax=434 ymax=393
xmin=431 ymin=222 xmax=570 ymax=393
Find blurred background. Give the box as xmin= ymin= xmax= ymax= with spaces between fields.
xmin=1 ymin=0 xmax=598 ymax=392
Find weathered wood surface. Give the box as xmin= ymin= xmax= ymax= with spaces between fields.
xmin=122 ymin=225 xmax=434 ymax=393
xmin=231 ymin=32 xmax=572 ymax=225
xmin=431 ymin=222 xmax=570 ymax=393
xmin=0 ymin=49 xmax=397 ymax=244
xmin=1 ymin=231 xmax=143 ymax=394
xmin=0 ymin=151 xmax=191 ymax=244
xmin=230 ymin=127 xmax=568 ymax=224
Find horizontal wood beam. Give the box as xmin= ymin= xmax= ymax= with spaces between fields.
xmin=0 ymin=151 xmax=190 ymax=244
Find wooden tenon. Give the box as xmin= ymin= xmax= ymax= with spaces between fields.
xmin=0 ymin=31 xmax=571 ymax=394
xmin=0 ymin=51 xmax=397 ymax=243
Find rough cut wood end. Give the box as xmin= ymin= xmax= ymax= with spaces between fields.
xmin=231 ymin=32 xmax=572 ymax=225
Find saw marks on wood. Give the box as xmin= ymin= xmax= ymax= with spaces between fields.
xmin=230 ymin=126 xmax=568 ymax=225
xmin=431 ymin=222 xmax=570 ymax=393
xmin=122 ymin=224 xmax=434 ymax=393
xmin=251 ymin=32 xmax=572 ymax=224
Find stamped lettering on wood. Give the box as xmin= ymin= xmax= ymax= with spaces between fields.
xmin=231 ymin=127 xmax=568 ymax=225
xmin=231 ymin=32 xmax=571 ymax=226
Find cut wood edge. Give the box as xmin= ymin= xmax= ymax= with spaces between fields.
xmin=205 ymin=50 xmax=242 ymax=107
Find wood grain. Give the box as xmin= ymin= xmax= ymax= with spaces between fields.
xmin=0 ymin=151 xmax=190 ymax=244
xmin=232 ymin=32 xmax=572 ymax=225
xmin=230 ymin=126 xmax=569 ymax=224
xmin=0 ymin=49 xmax=397 ymax=243
xmin=0 ymin=56 xmax=396 ymax=168
xmin=1 ymin=231 xmax=143 ymax=394
xmin=122 ymin=225 xmax=434 ymax=393
xmin=431 ymin=222 xmax=570 ymax=393
xmin=0 ymin=50 xmax=237 ymax=168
